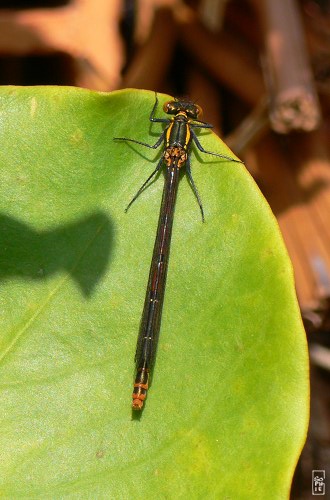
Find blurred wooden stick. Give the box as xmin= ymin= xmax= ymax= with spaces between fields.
xmin=225 ymin=99 xmax=269 ymax=155
xmin=250 ymin=0 xmax=321 ymax=133
xmin=179 ymin=18 xmax=264 ymax=106
xmin=186 ymin=67 xmax=223 ymax=135
xmin=122 ymin=8 xmax=177 ymax=91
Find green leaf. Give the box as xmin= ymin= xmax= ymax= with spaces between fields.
xmin=0 ymin=87 xmax=309 ymax=498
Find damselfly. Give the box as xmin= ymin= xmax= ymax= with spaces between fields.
xmin=115 ymin=94 xmax=242 ymax=410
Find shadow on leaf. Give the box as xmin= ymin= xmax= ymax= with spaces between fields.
xmin=0 ymin=211 xmax=113 ymax=297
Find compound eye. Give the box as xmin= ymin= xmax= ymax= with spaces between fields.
xmin=163 ymin=101 xmax=176 ymax=114
xmin=163 ymin=102 xmax=170 ymax=113
xmin=195 ymin=105 xmax=203 ymax=118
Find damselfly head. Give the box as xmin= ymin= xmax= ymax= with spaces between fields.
xmin=163 ymin=99 xmax=203 ymax=120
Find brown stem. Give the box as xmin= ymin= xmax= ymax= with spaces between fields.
xmin=225 ymin=99 xmax=269 ymax=155
xmin=122 ymin=8 xmax=178 ymax=91
xmin=250 ymin=0 xmax=321 ymax=132
xmin=178 ymin=18 xmax=264 ymax=107
xmin=186 ymin=66 xmax=223 ymax=135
